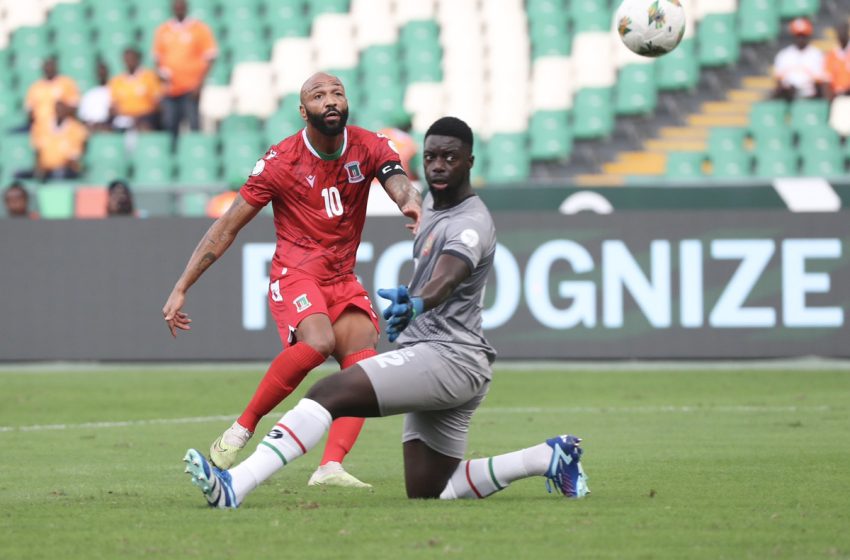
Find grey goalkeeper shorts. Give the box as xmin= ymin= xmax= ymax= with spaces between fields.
xmin=358 ymin=342 xmax=492 ymax=459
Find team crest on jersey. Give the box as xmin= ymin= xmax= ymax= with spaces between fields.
xmin=251 ymin=159 xmax=265 ymax=176
xmin=293 ymin=293 xmax=312 ymax=313
xmin=421 ymin=233 xmax=436 ymax=257
xmin=345 ymin=161 xmax=364 ymax=183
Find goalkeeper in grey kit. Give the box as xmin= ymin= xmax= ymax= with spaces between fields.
xmin=183 ymin=117 xmax=590 ymax=506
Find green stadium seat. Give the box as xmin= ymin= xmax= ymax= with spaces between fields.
xmin=36 ymin=184 xmax=76 ymax=219
xmin=133 ymin=158 xmax=175 ymax=188
xmin=220 ymin=0 xmax=263 ymax=24
xmin=752 ymin=127 xmax=793 ymax=155
xmin=205 ymin=59 xmax=232 ymax=86
xmin=707 ymin=128 xmax=747 ymax=160
xmin=178 ymin=192 xmax=212 ymax=217
xmin=527 ymin=0 xmax=566 ymax=21
xmin=0 ymin=135 xmax=36 ymax=181
xmin=800 ymin=150 xmax=842 ymax=176
xmin=96 ymin=22 xmax=137 ymax=55
xmin=400 ymin=20 xmax=440 ymax=48
xmin=269 ymin=16 xmax=312 ymax=39
xmin=712 ymin=151 xmax=751 ymax=178
xmin=176 ymin=158 xmax=220 ymax=186
xmin=485 ymin=133 xmax=530 ymax=184
xmin=90 ymin=2 xmax=131 ymax=29
xmin=131 ymin=0 xmax=172 ymax=29
xmin=529 ymin=110 xmax=572 ymax=160
xmin=361 ymin=85 xmax=406 ymax=123
xmin=306 ymin=0 xmax=349 ymax=18
xmin=134 ymin=190 xmax=175 ymax=217
xmin=749 ymin=101 xmax=789 ymax=132
xmin=569 ymin=1 xmax=611 ymax=33
xmin=220 ymin=115 xmax=262 ymax=135
xmin=177 ymin=132 xmax=218 ymax=162
xmin=48 ymin=3 xmax=88 ymax=29
xmin=403 ymin=48 xmax=443 ymax=83
xmin=221 ymin=131 xmax=264 ymax=185
xmin=615 ymin=64 xmax=658 ymax=115
xmin=572 ymin=88 xmax=614 ymax=139
xmin=530 ymin=14 xmax=571 ymax=58
xmin=264 ymin=108 xmax=305 ymax=146
xmin=85 ymin=160 xmax=130 ymax=185
xmin=738 ymin=0 xmax=780 ymax=43
xmin=360 ymin=45 xmax=402 ymax=89
xmin=798 ymin=126 xmax=841 ymax=156
xmin=10 ymin=26 xmax=49 ymax=54
xmin=790 ymin=99 xmax=829 ymax=132
xmin=656 ymin=39 xmax=698 ymax=90
xmin=666 ymin=152 xmax=706 ymax=179
xmin=58 ymin=47 xmax=97 ymax=92
xmin=132 ymin=133 xmax=172 ymax=161
xmin=0 ymin=90 xmax=27 ymax=130
xmin=779 ymin=0 xmax=820 ymax=18
xmin=53 ymin=25 xmax=94 ymax=51
xmin=187 ymin=0 xmax=219 ymax=22
xmin=225 ymin=27 xmax=271 ymax=63
xmin=754 ymin=150 xmax=798 ymax=177
xmin=698 ymin=14 xmax=740 ymax=67
xmin=85 ymin=133 xmax=127 ymax=165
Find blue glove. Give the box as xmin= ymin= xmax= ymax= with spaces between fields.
xmin=377 ymin=285 xmax=424 ymax=342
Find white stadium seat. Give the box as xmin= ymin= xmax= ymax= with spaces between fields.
xmin=271 ymin=38 xmax=315 ymax=98
xmin=572 ymin=33 xmax=616 ymax=88
xmin=696 ymin=0 xmax=737 ymax=19
xmin=4 ymin=0 xmax=47 ymax=30
xmin=530 ymin=56 xmax=574 ymax=111
xmin=232 ymin=62 xmax=276 ymax=118
xmin=829 ymin=96 xmax=850 ymax=137
xmin=312 ymin=14 xmax=358 ymax=70
xmin=351 ymin=0 xmax=398 ymax=49
xmin=199 ymin=85 xmax=233 ymax=133
xmin=393 ymin=0 xmax=435 ymax=25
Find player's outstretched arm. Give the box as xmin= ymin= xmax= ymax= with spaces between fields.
xmin=382 ymin=174 xmax=421 ymax=233
xmin=162 ymin=194 xmax=262 ymax=337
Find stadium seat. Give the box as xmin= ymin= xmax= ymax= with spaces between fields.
xmin=779 ymin=0 xmax=821 ymax=18
xmin=307 ymin=0 xmax=350 ymax=18
xmin=752 ymin=127 xmax=794 ymax=156
xmin=800 ymin=150 xmax=842 ymax=177
xmin=754 ymin=150 xmax=797 ymax=177
xmin=738 ymin=0 xmax=780 ymax=43
xmin=134 ymin=190 xmax=175 ymax=217
xmin=312 ymin=14 xmax=357 ymax=70
xmin=232 ymin=62 xmax=276 ymax=117
xmin=666 ymin=152 xmax=706 ymax=179
xmin=707 ymin=128 xmax=747 ymax=160
xmin=697 ymin=13 xmax=739 ymax=67
xmin=187 ymin=0 xmax=219 ymax=22
xmin=221 ymin=131 xmax=264 ymax=186
xmin=271 ymin=38 xmax=315 ymax=97
xmin=219 ymin=114 xmax=262 ymax=136
xmin=85 ymin=133 xmax=129 ymax=184
xmin=572 ymin=33 xmax=615 ymax=88
xmin=0 ymin=89 xmax=26 ymax=130
xmin=485 ymin=133 xmax=530 ymax=184
xmin=615 ymin=64 xmax=658 ymax=115
xmin=749 ymin=101 xmax=789 ymax=132
xmin=528 ymin=110 xmax=572 ymax=161
xmin=572 ymin=88 xmax=614 ymax=139
xmin=799 ymin=126 xmax=840 ymax=155
xmin=178 ymin=191 xmax=211 ymax=217
xmin=0 ymin=135 xmax=35 ymax=182
xmin=264 ymin=106 xmax=305 ymax=146
xmin=36 ymin=184 xmax=76 ymax=219
xmin=789 ymin=99 xmax=829 ymax=133
xmin=711 ymin=151 xmax=751 ymax=178
xmin=529 ymin=13 xmax=571 ymax=58
xmin=74 ymin=186 xmax=108 ymax=219
xmin=656 ymin=38 xmax=699 ymax=90
xmin=569 ymin=1 xmax=611 ymax=33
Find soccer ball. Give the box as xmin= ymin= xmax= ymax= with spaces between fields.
xmin=615 ymin=0 xmax=686 ymax=58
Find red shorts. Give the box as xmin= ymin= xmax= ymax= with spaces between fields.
xmin=268 ymin=270 xmax=380 ymax=347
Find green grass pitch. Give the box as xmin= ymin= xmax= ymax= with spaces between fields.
xmin=2 ymin=363 xmax=849 ymax=559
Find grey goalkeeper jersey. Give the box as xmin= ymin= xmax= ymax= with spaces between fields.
xmin=396 ymin=193 xmax=497 ymax=364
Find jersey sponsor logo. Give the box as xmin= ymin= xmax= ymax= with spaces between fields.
xmin=251 ymin=158 xmax=266 ymax=176
xmin=306 ymin=175 xmax=316 ymax=188
xmin=293 ymin=293 xmax=312 ymax=313
xmin=265 ymin=149 xmax=278 ymax=160
xmin=345 ymin=161 xmax=364 ymax=183
xmin=460 ymin=229 xmax=480 ymax=248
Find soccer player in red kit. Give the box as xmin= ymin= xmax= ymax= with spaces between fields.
xmin=162 ymin=72 xmax=421 ymax=488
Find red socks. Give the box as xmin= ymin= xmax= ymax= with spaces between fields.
xmin=237 ymin=342 xmax=326 ymax=432
xmin=319 ymin=348 xmax=377 ymax=465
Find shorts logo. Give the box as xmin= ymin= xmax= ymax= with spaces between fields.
xmin=345 ymin=161 xmax=364 ymax=183
xmin=293 ymin=293 xmax=312 ymax=313
xmin=270 ymin=280 xmax=283 ymax=302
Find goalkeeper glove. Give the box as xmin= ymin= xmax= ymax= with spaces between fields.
xmin=377 ymin=285 xmax=424 ymax=342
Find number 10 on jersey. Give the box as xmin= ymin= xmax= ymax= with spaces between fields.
xmin=321 ymin=186 xmax=344 ymax=217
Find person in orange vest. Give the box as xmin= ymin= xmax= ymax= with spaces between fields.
xmin=153 ymin=0 xmax=218 ymax=139
xmin=110 ymin=48 xmax=163 ymax=131
xmin=825 ymin=20 xmax=850 ymax=100
xmin=31 ymin=100 xmax=89 ymax=181
xmin=25 ymin=56 xmax=80 ymax=130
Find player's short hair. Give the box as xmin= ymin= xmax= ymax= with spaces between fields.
xmin=425 ymin=117 xmax=473 ymax=149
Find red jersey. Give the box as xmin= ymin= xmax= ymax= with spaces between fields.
xmin=240 ymin=126 xmax=404 ymax=283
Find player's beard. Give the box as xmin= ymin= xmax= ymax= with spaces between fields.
xmin=306 ymin=107 xmax=349 ymax=136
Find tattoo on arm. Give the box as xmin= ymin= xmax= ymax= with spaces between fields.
xmin=196 ymin=252 xmax=217 ymax=273
xmin=386 ymin=175 xmax=421 ymax=207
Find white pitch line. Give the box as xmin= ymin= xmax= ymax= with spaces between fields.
xmin=0 ymin=405 xmax=834 ymax=433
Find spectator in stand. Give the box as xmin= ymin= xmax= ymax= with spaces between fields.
xmin=30 ymin=100 xmax=89 ymax=181
xmin=153 ymin=0 xmax=218 ymax=139
xmin=25 ymin=56 xmax=80 ymax=130
xmin=825 ymin=20 xmax=850 ymax=100
xmin=106 ymin=179 xmax=135 ymax=216
xmin=773 ymin=18 xmax=827 ymax=100
xmin=3 ymin=182 xmax=33 ymax=218
xmin=110 ymin=48 xmax=162 ymax=131
xmin=78 ymin=60 xmax=113 ymax=132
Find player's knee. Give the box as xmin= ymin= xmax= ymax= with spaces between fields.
xmin=300 ymin=330 xmax=335 ymax=357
